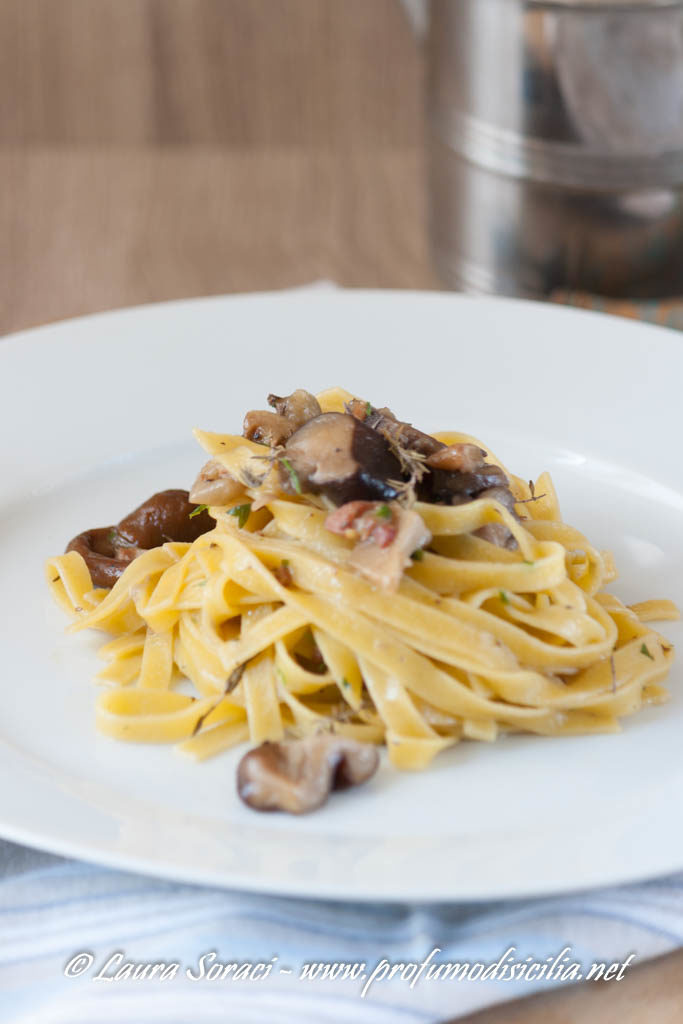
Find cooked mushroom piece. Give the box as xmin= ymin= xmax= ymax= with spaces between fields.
xmin=417 ymin=460 xmax=508 ymax=505
xmin=67 ymin=489 xmax=214 ymax=588
xmin=117 ymin=489 xmax=213 ymax=547
xmin=267 ymin=389 xmax=321 ymax=426
xmin=347 ymin=400 xmax=444 ymax=457
xmin=477 ymin=485 xmax=518 ymax=515
xmin=474 ymin=523 xmax=518 ymax=549
xmin=237 ymin=733 xmax=380 ymax=814
xmin=281 ymin=412 xmax=403 ymax=504
xmin=242 ymin=389 xmax=323 ymax=448
xmin=426 ymin=443 xmax=488 ymax=473
xmin=189 ymin=459 xmax=245 ymax=506
xmin=65 ymin=527 xmax=141 ymax=589
xmin=243 ymin=410 xmax=295 ymax=447
xmin=473 ymin=486 xmax=520 ymax=549
xmin=348 ymin=400 xmax=518 ymax=519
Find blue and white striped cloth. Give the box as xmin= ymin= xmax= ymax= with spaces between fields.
xmin=2 ymin=839 xmax=683 ymax=1024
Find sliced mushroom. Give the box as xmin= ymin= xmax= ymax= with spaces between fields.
xmin=348 ymin=506 xmax=431 ymax=592
xmin=243 ymin=410 xmax=294 ymax=447
xmin=67 ymin=489 xmax=214 ymax=588
xmin=426 ymin=443 xmax=488 ymax=473
xmin=419 ymin=463 xmax=510 ymax=505
xmin=267 ymin=389 xmax=321 ymax=426
xmin=347 ymin=399 xmax=443 ymax=458
xmin=237 ymin=733 xmax=380 ymax=814
xmin=348 ymin=400 xmax=518 ymax=519
xmin=117 ymin=490 xmax=213 ymax=547
xmin=473 ymin=486 xmax=520 ymax=549
xmin=189 ymin=459 xmax=245 ymax=506
xmin=477 ymin=485 xmax=518 ymax=516
xmin=65 ymin=527 xmax=140 ymax=589
xmin=242 ymin=389 xmax=322 ymax=448
xmin=474 ymin=523 xmax=518 ymax=549
xmin=281 ymin=413 xmax=402 ymax=504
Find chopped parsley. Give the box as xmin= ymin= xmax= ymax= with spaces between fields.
xmin=229 ymin=503 xmax=252 ymax=528
xmin=376 ymin=504 xmax=392 ymax=520
xmin=499 ymin=590 xmax=510 ymax=605
xmin=280 ymin=457 xmax=302 ymax=495
xmin=523 ymin=559 xmax=534 ymax=566
xmin=189 ymin=504 xmax=209 ymax=519
xmin=365 ymin=401 xmax=372 ymax=419
xmin=341 ymin=677 xmax=350 ymax=689
xmin=411 ymin=549 xmax=424 ymax=561
xmin=640 ymin=643 xmax=654 ymax=660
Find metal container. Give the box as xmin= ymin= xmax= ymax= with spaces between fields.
xmin=428 ymin=0 xmax=683 ymax=298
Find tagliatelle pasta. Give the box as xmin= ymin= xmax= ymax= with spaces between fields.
xmin=46 ymin=387 xmax=678 ymax=772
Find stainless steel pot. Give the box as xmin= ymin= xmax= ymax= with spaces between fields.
xmin=428 ymin=0 xmax=683 ymax=298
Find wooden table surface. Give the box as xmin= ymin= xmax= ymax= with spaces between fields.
xmin=0 ymin=0 xmax=436 ymax=336
xmin=2 ymin=2 xmax=681 ymax=1020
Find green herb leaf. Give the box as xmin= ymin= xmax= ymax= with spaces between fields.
xmin=341 ymin=677 xmax=350 ymax=689
xmin=189 ymin=504 xmax=209 ymax=519
xmin=282 ymin=559 xmax=290 ymax=568
xmin=365 ymin=401 xmax=372 ymax=419
xmin=376 ymin=504 xmax=392 ymax=520
xmin=411 ymin=549 xmax=424 ymax=561
xmin=280 ymin=457 xmax=302 ymax=495
xmin=499 ymin=590 xmax=510 ymax=605
xmin=640 ymin=643 xmax=654 ymax=660
xmin=523 ymin=559 xmax=534 ymax=566
xmin=229 ymin=503 xmax=252 ymax=528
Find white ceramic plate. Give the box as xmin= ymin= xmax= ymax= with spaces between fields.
xmin=1 ymin=290 xmax=682 ymax=902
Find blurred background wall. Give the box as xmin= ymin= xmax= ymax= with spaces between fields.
xmin=0 ymin=0 xmax=437 ymax=335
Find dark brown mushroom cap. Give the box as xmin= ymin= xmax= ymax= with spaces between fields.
xmin=66 ymin=527 xmax=139 ymax=589
xmin=282 ymin=412 xmax=402 ymax=505
xmin=117 ymin=489 xmax=213 ymax=547
xmin=348 ymin=400 xmax=519 ymax=526
xmin=419 ymin=463 xmax=510 ymax=505
xmin=347 ymin=399 xmax=444 ymax=458
xmin=237 ymin=733 xmax=380 ymax=814
xmin=66 ymin=489 xmax=214 ymax=589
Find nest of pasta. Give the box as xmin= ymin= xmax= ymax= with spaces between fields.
xmin=47 ymin=387 xmax=677 ymax=779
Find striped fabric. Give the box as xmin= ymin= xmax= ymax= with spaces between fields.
xmin=2 ymin=841 xmax=682 ymax=1023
